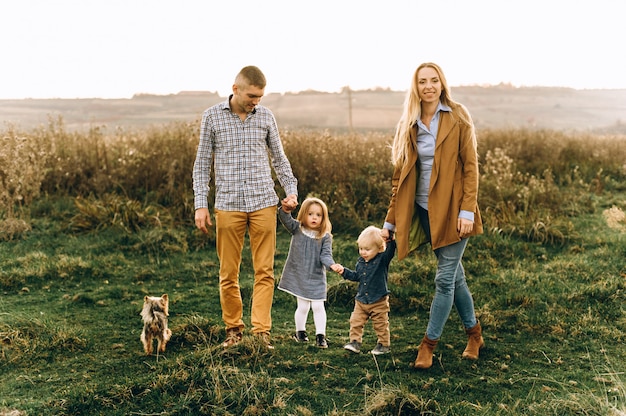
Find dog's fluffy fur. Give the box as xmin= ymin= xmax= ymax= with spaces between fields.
xmin=140 ymin=294 xmax=172 ymax=355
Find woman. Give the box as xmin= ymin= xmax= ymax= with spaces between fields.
xmin=381 ymin=62 xmax=484 ymax=369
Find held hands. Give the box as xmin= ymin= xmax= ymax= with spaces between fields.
xmin=330 ymin=263 xmax=344 ymax=275
xmin=195 ymin=207 xmax=213 ymax=235
xmin=281 ymin=194 xmax=298 ymax=212
xmin=381 ymin=228 xmax=394 ymax=242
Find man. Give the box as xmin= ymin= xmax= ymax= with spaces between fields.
xmin=193 ymin=66 xmax=298 ymax=349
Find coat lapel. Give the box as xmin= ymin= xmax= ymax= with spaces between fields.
xmin=432 ymin=111 xmax=455 ymax=180
xmin=436 ymin=111 xmax=455 ymax=149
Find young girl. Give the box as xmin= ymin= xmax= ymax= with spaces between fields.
xmin=278 ymin=197 xmax=337 ymax=348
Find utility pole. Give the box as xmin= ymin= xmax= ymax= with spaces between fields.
xmin=346 ymin=85 xmax=353 ymax=132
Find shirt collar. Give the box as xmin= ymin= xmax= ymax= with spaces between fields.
xmin=223 ymin=94 xmax=257 ymax=114
xmin=438 ymin=101 xmax=452 ymax=113
xmin=414 ymin=101 xmax=451 ymax=125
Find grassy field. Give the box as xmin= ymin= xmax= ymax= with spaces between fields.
xmin=0 ymin=200 xmax=624 ymax=415
xmin=1 ymin=124 xmax=625 ymax=415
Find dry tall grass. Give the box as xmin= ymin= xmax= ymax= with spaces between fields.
xmin=1 ymin=119 xmax=625 ymax=242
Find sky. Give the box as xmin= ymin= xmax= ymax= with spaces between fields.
xmin=1 ymin=0 xmax=625 ymax=99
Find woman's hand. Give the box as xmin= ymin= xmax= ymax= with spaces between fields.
xmin=457 ymin=218 xmax=474 ymax=237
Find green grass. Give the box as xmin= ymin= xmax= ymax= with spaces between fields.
xmin=1 ymin=195 xmax=625 ymax=415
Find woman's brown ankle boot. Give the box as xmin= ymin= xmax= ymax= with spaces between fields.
xmin=462 ymin=321 xmax=485 ymax=360
xmin=414 ymin=335 xmax=438 ymax=369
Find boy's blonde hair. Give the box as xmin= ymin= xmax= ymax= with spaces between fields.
xmin=357 ymin=225 xmax=385 ymax=251
xmin=296 ymin=197 xmax=332 ymax=238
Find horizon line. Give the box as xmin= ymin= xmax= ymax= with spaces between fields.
xmin=3 ymin=83 xmax=626 ymax=101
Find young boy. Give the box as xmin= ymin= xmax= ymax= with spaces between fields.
xmin=331 ymin=226 xmax=396 ymax=355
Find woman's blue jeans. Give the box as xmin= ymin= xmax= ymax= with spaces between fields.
xmin=417 ymin=204 xmax=478 ymax=340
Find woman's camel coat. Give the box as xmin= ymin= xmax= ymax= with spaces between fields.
xmin=384 ymin=104 xmax=483 ymax=260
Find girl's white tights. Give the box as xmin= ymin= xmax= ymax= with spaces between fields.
xmin=295 ymin=297 xmax=326 ymax=335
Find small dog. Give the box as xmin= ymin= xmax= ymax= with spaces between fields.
xmin=140 ymin=294 xmax=172 ymax=355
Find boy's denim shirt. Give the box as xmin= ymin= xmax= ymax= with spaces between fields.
xmin=342 ymin=240 xmax=396 ymax=304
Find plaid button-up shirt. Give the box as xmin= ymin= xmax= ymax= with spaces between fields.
xmin=192 ymin=97 xmax=298 ymax=212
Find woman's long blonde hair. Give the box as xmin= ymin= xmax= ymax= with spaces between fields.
xmin=390 ymin=62 xmax=471 ymax=168
xmin=296 ymin=197 xmax=332 ymax=238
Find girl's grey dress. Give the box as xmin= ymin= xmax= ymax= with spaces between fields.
xmin=278 ymin=208 xmax=335 ymax=301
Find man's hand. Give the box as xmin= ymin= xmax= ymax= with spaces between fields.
xmin=195 ymin=208 xmax=213 ymax=234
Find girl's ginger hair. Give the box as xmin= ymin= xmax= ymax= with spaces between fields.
xmin=296 ymin=197 xmax=332 ymax=238
xmin=391 ymin=62 xmax=472 ymax=168
xmin=357 ymin=225 xmax=385 ymax=251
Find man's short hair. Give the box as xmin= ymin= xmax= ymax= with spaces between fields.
xmin=236 ymin=66 xmax=266 ymax=89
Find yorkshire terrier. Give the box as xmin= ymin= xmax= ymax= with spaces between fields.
xmin=140 ymin=294 xmax=172 ymax=355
